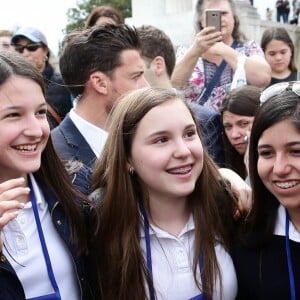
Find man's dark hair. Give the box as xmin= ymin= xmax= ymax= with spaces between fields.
xmin=137 ymin=25 xmax=175 ymax=78
xmin=59 ymin=23 xmax=141 ymax=97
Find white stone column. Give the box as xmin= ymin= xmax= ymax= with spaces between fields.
xmin=234 ymin=0 xmax=261 ymax=43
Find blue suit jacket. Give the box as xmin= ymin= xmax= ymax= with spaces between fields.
xmin=188 ymin=102 xmax=225 ymax=167
xmin=51 ymin=114 xmax=97 ymax=169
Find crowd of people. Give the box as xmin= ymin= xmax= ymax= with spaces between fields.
xmin=0 ymin=0 xmax=299 ymax=299
xmin=275 ymin=0 xmax=300 ymax=24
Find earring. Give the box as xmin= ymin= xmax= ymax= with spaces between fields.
xmin=129 ymin=166 xmax=134 ymax=175
xmin=43 ymin=56 xmax=48 ymax=62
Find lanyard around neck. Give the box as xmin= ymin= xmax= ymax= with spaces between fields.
xmin=140 ymin=204 xmax=204 ymax=300
xmin=29 ymin=179 xmax=61 ymax=300
xmin=285 ymin=209 xmax=296 ymax=300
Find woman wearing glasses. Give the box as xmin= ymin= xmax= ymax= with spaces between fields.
xmin=11 ymin=27 xmax=72 ymax=128
xmin=232 ymin=82 xmax=300 ymax=299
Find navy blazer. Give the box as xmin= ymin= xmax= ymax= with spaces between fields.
xmin=51 ymin=114 xmax=97 ymax=169
xmin=188 ymin=102 xmax=225 ymax=167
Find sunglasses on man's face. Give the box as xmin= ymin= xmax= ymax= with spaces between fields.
xmin=14 ymin=43 xmax=42 ymax=53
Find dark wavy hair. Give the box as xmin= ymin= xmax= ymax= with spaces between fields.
xmin=59 ymin=23 xmax=140 ymax=98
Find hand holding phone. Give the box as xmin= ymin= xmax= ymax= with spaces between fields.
xmin=205 ymin=9 xmax=221 ymax=32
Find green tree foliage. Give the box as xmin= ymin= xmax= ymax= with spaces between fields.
xmin=65 ymin=0 xmax=132 ymax=33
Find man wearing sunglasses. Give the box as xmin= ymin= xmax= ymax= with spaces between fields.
xmin=11 ymin=27 xmax=72 ymax=129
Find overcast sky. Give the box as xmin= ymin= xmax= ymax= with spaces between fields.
xmin=0 ymin=0 xmax=78 ymax=55
xmin=0 ymin=0 xmax=286 ymax=56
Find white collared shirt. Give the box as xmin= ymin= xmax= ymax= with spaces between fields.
xmin=274 ymin=205 xmax=300 ymax=242
xmin=2 ymin=174 xmax=79 ymax=300
xmin=140 ymin=215 xmax=237 ymax=300
xmin=69 ymin=109 xmax=108 ymax=157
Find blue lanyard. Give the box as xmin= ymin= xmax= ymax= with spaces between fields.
xmin=285 ymin=209 xmax=296 ymax=300
xmin=140 ymin=205 xmax=204 ymax=300
xmin=28 ymin=180 xmax=61 ymax=300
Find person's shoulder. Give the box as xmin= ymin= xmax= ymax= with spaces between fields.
xmin=188 ymin=101 xmax=219 ymax=120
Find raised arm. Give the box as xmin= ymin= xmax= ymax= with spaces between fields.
xmin=206 ymin=41 xmax=271 ymax=88
xmin=171 ymin=27 xmax=222 ymax=89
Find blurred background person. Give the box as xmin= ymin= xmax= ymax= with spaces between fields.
xmin=137 ymin=24 xmax=225 ymax=166
xmin=171 ymin=0 xmax=270 ymax=112
xmin=283 ymin=0 xmax=291 ymax=23
xmin=85 ymin=5 xmax=124 ymax=27
xmin=290 ymin=0 xmax=300 ymax=24
xmin=266 ymin=7 xmax=273 ymax=21
xmin=0 ymin=29 xmax=14 ymax=51
xmin=220 ymin=85 xmax=261 ymax=180
xmin=261 ymin=26 xmax=297 ymax=86
xmin=276 ymin=0 xmax=285 ymax=22
xmin=11 ymin=27 xmax=72 ymax=128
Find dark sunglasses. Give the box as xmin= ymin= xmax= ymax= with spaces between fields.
xmin=14 ymin=43 xmax=42 ymax=53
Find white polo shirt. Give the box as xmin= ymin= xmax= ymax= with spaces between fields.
xmin=274 ymin=205 xmax=300 ymax=241
xmin=2 ymin=174 xmax=80 ymax=300
xmin=140 ymin=215 xmax=237 ymax=300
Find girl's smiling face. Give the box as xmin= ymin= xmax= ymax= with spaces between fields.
xmin=257 ymin=120 xmax=300 ymax=211
xmin=0 ymin=75 xmax=49 ymax=181
xmin=129 ymin=99 xmax=203 ymax=203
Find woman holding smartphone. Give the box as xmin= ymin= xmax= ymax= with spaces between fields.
xmin=171 ymin=0 xmax=271 ymax=112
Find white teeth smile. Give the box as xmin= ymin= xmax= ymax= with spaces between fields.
xmin=275 ymin=181 xmax=299 ymax=189
xmin=14 ymin=144 xmax=37 ymax=152
xmin=168 ymin=166 xmax=192 ymax=175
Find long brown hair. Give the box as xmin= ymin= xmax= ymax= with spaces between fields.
xmin=91 ymin=88 xmax=237 ymax=299
xmin=0 ymin=50 xmax=90 ymax=253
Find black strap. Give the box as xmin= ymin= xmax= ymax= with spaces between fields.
xmin=197 ymin=40 xmax=239 ymax=105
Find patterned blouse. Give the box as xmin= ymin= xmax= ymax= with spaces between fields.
xmin=175 ymin=40 xmax=264 ymax=112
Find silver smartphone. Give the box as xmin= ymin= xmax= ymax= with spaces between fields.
xmin=205 ymin=9 xmax=221 ymax=32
